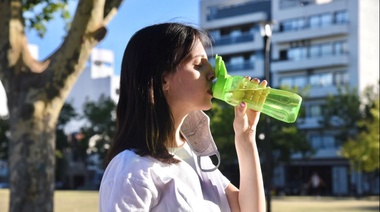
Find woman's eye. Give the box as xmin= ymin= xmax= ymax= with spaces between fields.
xmin=194 ymin=63 xmax=202 ymax=69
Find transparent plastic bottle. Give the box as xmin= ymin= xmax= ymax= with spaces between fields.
xmin=212 ymin=54 xmax=302 ymax=123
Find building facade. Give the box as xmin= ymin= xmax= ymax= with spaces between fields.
xmin=62 ymin=48 xmax=120 ymax=189
xmin=64 ymin=48 xmax=120 ymax=134
xmin=200 ymin=0 xmax=379 ymax=196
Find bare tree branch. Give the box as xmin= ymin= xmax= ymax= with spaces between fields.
xmin=104 ymin=0 xmax=124 ymax=25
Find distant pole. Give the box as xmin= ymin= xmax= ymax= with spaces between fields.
xmin=261 ymin=22 xmax=272 ymax=212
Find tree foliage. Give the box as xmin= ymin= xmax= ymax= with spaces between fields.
xmin=322 ymin=84 xmax=379 ymax=173
xmin=80 ymin=95 xmax=116 ymax=165
xmin=55 ymin=102 xmax=78 ymax=185
xmin=321 ymin=85 xmax=363 ymax=142
xmin=23 ymin=0 xmax=71 ymax=37
xmin=340 ymin=86 xmax=379 ymax=172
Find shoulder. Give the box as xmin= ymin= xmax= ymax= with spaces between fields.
xmin=102 ymin=150 xmax=162 ymax=184
xmin=99 ymin=150 xmax=164 ymax=211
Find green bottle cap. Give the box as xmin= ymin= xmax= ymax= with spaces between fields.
xmin=212 ymin=55 xmax=229 ymax=100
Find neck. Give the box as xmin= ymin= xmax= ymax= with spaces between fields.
xmin=172 ymin=112 xmax=189 ymax=148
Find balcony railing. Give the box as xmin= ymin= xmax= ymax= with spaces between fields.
xmin=279 ymin=0 xmax=338 ymax=9
xmin=213 ymin=32 xmax=255 ymax=46
xmin=207 ymin=1 xmax=270 ymax=21
xmin=226 ymin=61 xmax=255 ymax=72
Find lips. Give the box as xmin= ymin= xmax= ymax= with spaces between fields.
xmin=207 ymin=89 xmax=213 ymax=96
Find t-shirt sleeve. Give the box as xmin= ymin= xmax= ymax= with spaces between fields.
xmin=199 ymin=155 xmax=232 ymax=211
xmin=200 ymin=155 xmax=230 ymax=189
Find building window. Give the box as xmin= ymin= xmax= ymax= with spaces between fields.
xmin=294 ymin=77 xmax=307 ymax=87
xmin=282 ymin=40 xmax=348 ymax=61
xmin=287 ymin=71 xmax=347 ymax=88
xmin=279 ymin=50 xmax=288 ymax=60
xmin=206 ymin=1 xmax=270 ymax=21
xmin=309 ymin=45 xmax=321 ymax=58
xmin=320 ymin=43 xmax=333 ymax=56
xmin=211 ymin=26 xmax=255 ymax=46
xmin=280 ymin=77 xmax=292 ymax=87
xmin=280 ymin=0 xmax=314 ymax=9
xmin=320 ymin=13 xmax=333 ymax=27
xmin=310 ymin=105 xmax=323 ymax=117
xmin=310 ymin=72 xmax=333 ymax=87
xmin=224 ymin=54 xmax=255 ymax=72
xmin=209 ymin=30 xmax=221 ymax=40
xmin=281 ymin=18 xmax=308 ymax=31
xmin=279 ymin=10 xmax=347 ymax=32
xmin=296 ymin=18 xmax=307 ymax=30
xmin=333 ymin=41 xmax=348 ymax=55
xmin=334 ymin=71 xmax=349 ymax=85
xmin=282 ymin=19 xmax=293 ymax=32
xmin=279 ymin=75 xmax=307 ymax=88
xmin=310 ymin=134 xmax=337 ymax=150
xmin=335 ymin=10 xmax=349 ymax=24
xmin=310 ymin=136 xmax=322 ymax=149
xmin=288 ymin=47 xmax=308 ymax=61
xmin=309 ymin=15 xmax=320 ymax=28
xmin=230 ymin=56 xmax=244 ymax=65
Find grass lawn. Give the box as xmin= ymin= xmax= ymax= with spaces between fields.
xmin=1 ymin=189 xmax=379 ymax=212
xmin=271 ymin=196 xmax=379 ymax=212
xmin=0 ymin=189 xmax=98 ymax=212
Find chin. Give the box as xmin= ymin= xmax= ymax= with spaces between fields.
xmin=202 ymin=102 xmax=212 ymax=111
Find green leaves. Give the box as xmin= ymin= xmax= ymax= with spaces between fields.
xmin=323 ymin=84 xmax=379 ymax=173
xmin=23 ymin=0 xmax=71 ymax=37
xmin=340 ymin=92 xmax=379 ymax=172
xmin=80 ymin=95 xmax=116 ymax=161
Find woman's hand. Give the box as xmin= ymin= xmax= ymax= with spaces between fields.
xmin=229 ymin=78 xmax=268 ymax=212
xmin=233 ymin=78 xmax=268 ymax=139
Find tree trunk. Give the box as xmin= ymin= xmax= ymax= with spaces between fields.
xmin=0 ymin=0 xmax=124 ymax=211
xmin=8 ymin=101 xmax=60 ymax=212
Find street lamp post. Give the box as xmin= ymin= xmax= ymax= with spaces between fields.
xmin=260 ymin=22 xmax=273 ymax=212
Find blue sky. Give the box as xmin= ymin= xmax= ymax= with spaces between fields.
xmin=1 ymin=0 xmax=200 ymax=115
xmin=27 ymin=0 xmax=200 ymax=75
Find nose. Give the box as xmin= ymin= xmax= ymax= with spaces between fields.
xmin=207 ymin=61 xmax=215 ymax=81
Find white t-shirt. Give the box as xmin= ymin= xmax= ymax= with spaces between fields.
xmin=99 ymin=142 xmax=231 ymax=212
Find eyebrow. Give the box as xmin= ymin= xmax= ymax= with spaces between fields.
xmin=182 ymin=53 xmax=207 ymax=64
xmin=190 ymin=54 xmax=208 ymax=61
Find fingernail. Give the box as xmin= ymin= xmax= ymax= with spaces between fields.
xmin=240 ymin=102 xmax=246 ymax=108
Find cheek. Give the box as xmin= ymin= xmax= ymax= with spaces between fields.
xmin=171 ymin=79 xmax=200 ymax=100
xmin=181 ymin=77 xmax=204 ymax=93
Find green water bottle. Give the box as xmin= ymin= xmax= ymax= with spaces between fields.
xmin=212 ymin=55 xmax=302 ymax=123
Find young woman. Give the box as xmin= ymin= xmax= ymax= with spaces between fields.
xmin=99 ymin=22 xmax=266 ymax=212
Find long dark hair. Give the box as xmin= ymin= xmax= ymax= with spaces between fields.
xmin=107 ymin=23 xmax=211 ymax=164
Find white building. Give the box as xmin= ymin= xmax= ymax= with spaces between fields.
xmin=64 ymin=48 xmax=120 ymax=133
xmin=200 ymin=0 xmax=379 ymax=195
xmin=0 ymin=46 xmax=120 ymax=133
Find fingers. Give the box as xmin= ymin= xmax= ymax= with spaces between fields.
xmin=234 ymin=101 xmax=247 ymax=120
xmin=243 ymin=76 xmax=268 ymax=86
xmin=233 ymin=101 xmax=248 ymax=133
xmin=246 ymin=104 xmax=261 ymax=127
xmin=235 ymin=77 xmax=268 ymax=126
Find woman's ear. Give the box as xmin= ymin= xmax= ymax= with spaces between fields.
xmin=162 ymin=74 xmax=170 ymax=91
xmin=163 ymin=80 xmax=169 ymax=91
